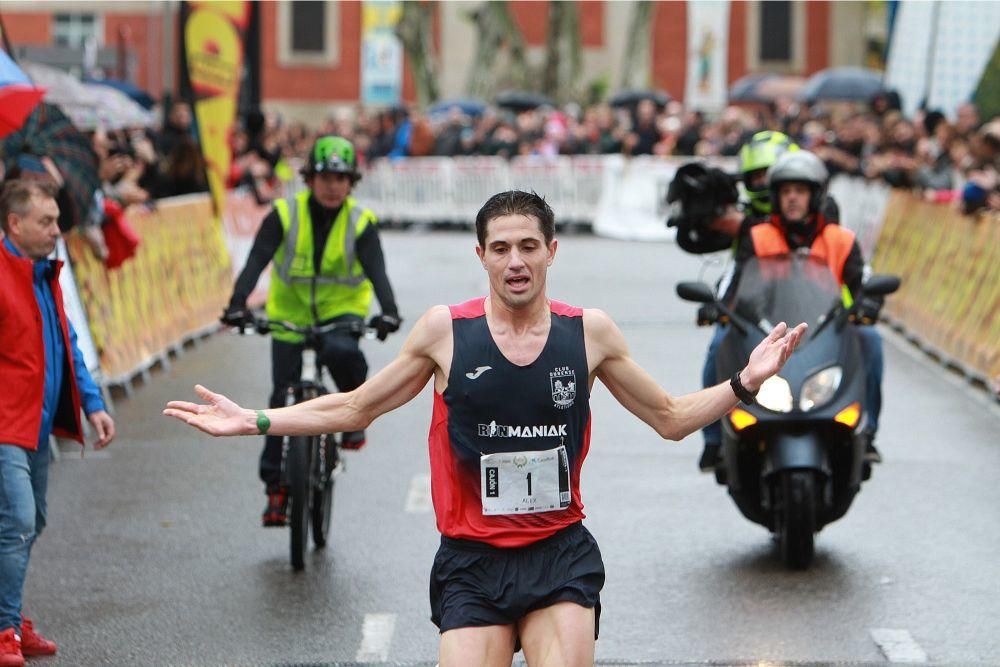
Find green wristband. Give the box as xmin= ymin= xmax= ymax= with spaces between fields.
xmin=256 ymin=410 xmax=271 ymax=435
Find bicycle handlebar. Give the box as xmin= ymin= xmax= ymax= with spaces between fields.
xmin=233 ymin=312 xmax=372 ymax=339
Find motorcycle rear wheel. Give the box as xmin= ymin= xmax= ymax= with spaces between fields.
xmin=777 ymin=470 xmax=816 ymax=569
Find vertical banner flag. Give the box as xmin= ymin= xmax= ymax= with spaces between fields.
xmin=886 ymin=0 xmax=1000 ymax=118
xmin=184 ymin=1 xmax=249 ymax=216
xmin=684 ymin=0 xmax=730 ymax=112
xmin=361 ymin=1 xmax=403 ymax=106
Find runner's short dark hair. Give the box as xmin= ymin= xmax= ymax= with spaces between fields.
xmin=475 ymin=190 xmax=555 ymax=247
xmin=0 ymin=178 xmax=59 ymax=232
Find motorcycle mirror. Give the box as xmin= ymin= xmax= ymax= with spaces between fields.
xmin=676 ymin=281 xmax=716 ymax=303
xmin=863 ymin=274 xmax=901 ymax=296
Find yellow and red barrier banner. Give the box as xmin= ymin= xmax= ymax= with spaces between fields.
xmin=873 ymin=192 xmax=1000 ymax=383
xmin=66 ymin=195 xmax=232 ymax=381
xmin=184 ymin=0 xmax=249 ymax=217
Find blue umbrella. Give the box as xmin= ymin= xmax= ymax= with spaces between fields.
xmin=798 ymin=67 xmax=885 ymax=103
xmin=84 ymin=77 xmax=156 ymax=110
xmin=428 ymin=97 xmax=487 ymax=118
xmin=0 ymin=49 xmax=46 ymax=139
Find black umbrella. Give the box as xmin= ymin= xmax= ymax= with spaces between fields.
xmin=798 ymin=67 xmax=885 ymax=103
xmin=608 ymin=89 xmax=672 ymax=109
xmin=495 ymin=90 xmax=553 ymax=112
xmin=1 ymin=102 xmax=100 ymax=231
xmin=728 ymin=73 xmax=805 ymax=103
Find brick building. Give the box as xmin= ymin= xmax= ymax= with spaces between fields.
xmin=0 ymin=0 xmax=872 ymax=122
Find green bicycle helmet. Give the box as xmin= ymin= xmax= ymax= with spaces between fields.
xmin=738 ymin=130 xmax=799 ymax=215
xmin=302 ymin=135 xmax=361 ymax=181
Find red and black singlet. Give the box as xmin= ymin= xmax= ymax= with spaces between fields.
xmin=428 ymin=297 xmax=592 ymax=547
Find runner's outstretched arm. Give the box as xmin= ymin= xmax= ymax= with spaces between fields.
xmin=585 ymin=309 xmax=806 ymax=441
xmin=163 ymin=306 xmax=451 ymax=437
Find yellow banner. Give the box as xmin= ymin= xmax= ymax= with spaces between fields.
xmin=873 ymin=193 xmax=1000 ymax=383
xmin=185 ymin=0 xmax=248 ymax=217
xmin=66 ymin=195 xmax=232 ymax=380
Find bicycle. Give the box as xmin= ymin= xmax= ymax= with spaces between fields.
xmin=247 ymin=314 xmax=368 ymax=571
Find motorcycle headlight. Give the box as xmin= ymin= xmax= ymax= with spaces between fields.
xmin=757 ymin=375 xmax=793 ymax=413
xmin=799 ymin=365 xmax=843 ymax=411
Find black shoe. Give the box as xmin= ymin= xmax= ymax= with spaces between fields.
xmin=340 ymin=429 xmax=367 ymax=450
xmin=261 ymin=487 xmax=288 ymax=527
xmin=863 ymin=437 xmax=882 ymax=464
xmin=699 ymin=443 xmax=721 ymax=473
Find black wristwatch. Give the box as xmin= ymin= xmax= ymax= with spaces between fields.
xmin=730 ymin=371 xmax=758 ymax=406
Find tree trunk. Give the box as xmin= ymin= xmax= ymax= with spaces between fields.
xmin=465 ymin=1 xmax=529 ymax=99
xmin=544 ymin=1 xmax=581 ymax=104
xmin=397 ymin=1 xmax=439 ymax=106
xmin=620 ymin=0 xmax=652 ymax=90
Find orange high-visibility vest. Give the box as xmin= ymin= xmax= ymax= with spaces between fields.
xmin=750 ymin=220 xmax=856 ymax=284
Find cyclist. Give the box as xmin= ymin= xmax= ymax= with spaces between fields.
xmin=167 ymin=190 xmax=806 ymax=666
xmin=221 ymin=135 xmax=401 ymax=526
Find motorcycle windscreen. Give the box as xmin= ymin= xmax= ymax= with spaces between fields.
xmin=731 ymin=253 xmax=842 ymax=330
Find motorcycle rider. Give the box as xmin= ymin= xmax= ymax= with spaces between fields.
xmin=221 ymin=135 xmax=402 ymax=525
xmin=689 ymin=131 xmax=802 ymax=470
xmin=729 ymin=150 xmax=885 ymax=463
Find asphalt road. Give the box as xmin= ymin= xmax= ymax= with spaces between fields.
xmin=27 ymin=228 xmax=1000 ymax=666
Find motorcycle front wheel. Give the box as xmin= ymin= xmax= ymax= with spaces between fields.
xmin=776 ymin=469 xmax=816 ymax=569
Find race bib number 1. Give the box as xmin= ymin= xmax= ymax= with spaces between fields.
xmin=480 ymin=445 xmax=571 ymax=515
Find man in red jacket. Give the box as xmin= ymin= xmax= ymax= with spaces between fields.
xmin=0 ymin=178 xmax=116 ymax=667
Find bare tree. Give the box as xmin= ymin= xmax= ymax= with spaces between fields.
xmin=397 ymin=1 xmax=439 ymax=106
xmin=465 ymin=1 xmax=529 ymax=99
xmin=543 ymin=0 xmax=582 ymax=104
xmin=619 ymin=0 xmax=652 ymax=90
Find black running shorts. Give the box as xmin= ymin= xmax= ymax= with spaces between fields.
xmin=429 ymin=521 xmax=605 ymax=636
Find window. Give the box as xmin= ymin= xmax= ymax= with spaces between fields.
xmin=760 ymin=1 xmax=791 ymax=62
xmin=291 ymin=1 xmax=325 ymax=53
xmin=53 ymin=13 xmax=101 ymax=49
xmin=746 ymin=1 xmax=804 ymax=72
xmin=278 ymin=0 xmax=340 ymax=66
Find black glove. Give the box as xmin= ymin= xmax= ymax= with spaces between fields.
xmin=696 ymin=303 xmax=721 ymax=327
xmin=852 ymin=294 xmax=885 ymax=325
xmin=221 ymin=306 xmax=250 ymax=329
xmin=368 ymin=313 xmax=402 ymax=341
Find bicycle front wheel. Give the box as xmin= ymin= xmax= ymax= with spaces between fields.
xmin=312 ymin=434 xmax=338 ymax=548
xmin=287 ymin=435 xmax=313 ymax=571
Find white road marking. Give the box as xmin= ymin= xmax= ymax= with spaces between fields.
xmin=870 ymin=628 xmax=928 ymax=663
xmin=405 ymin=473 xmax=433 ymax=513
xmin=356 ymin=612 xmax=396 ymax=661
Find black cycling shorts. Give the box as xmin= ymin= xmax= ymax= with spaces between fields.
xmin=429 ymin=521 xmax=605 ymax=637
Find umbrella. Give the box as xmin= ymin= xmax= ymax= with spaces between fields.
xmin=608 ymin=89 xmax=672 ymax=109
xmin=85 ymin=77 xmax=156 ymax=110
xmin=495 ymin=90 xmax=553 ymax=112
xmin=729 ymin=73 xmax=805 ymax=103
xmin=428 ymin=97 xmax=488 ymax=119
xmin=19 ymin=62 xmax=155 ymax=131
xmin=1 ymin=103 xmax=100 ymax=231
xmin=84 ymin=83 xmax=156 ymax=130
xmin=798 ymin=67 xmax=886 ymax=103
xmin=0 ymin=50 xmax=46 ymax=139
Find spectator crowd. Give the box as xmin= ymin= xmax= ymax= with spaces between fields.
xmin=231 ymin=94 xmax=1000 ymax=216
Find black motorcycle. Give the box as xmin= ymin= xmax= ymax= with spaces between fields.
xmin=677 ymin=253 xmax=900 ymax=568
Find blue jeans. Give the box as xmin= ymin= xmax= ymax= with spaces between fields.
xmin=700 ymin=325 xmax=884 ymax=444
xmin=0 ymin=439 xmax=49 ymax=631
xmin=855 ymin=326 xmax=884 ymax=434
